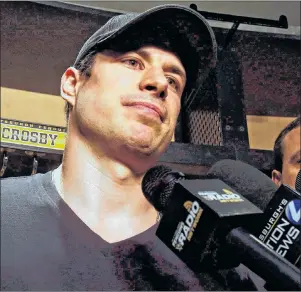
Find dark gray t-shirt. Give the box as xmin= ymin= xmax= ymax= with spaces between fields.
xmin=1 ymin=172 xmax=265 ymax=290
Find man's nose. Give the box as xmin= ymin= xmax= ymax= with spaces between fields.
xmin=139 ymin=67 xmax=168 ymax=99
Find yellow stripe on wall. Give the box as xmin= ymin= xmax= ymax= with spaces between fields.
xmin=1 ymin=87 xmax=66 ymax=127
xmin=1 ymin=87 xmax=297 ymax=151
xmin=246 ymin=115 xmax=297 ymax=150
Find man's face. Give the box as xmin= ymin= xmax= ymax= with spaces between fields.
xmin=272 ymin=126 xmax=301 ymax=189
xmin=67 ymin=45 xmax=186 ymax=164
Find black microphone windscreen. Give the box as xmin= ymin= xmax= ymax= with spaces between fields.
xmin=142 ymin=165 xmax=172 ymax=197
xmin=295 ymin=169 xmax=301 ymax=193
xmin=142 ymin=165 xmax=182 ymax=212
xmin=207 ymin=159 xmax=277 ymax=211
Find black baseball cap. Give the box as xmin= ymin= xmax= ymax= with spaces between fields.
xmin=74 ymin=4 xmax=217 ymax=109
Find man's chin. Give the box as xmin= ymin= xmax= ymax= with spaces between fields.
xmin=127 ymin=141 xmax=157 ymax=156
xmin=121 ymin=123 xmax=171 ymax=157
xmin=127 ymin=123 xmax=156 ymax=143
xmin=130 ymin=137 xmax=171 ymax=159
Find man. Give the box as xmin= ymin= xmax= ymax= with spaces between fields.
xmin=1 ymin=4 xmax=263 ymax=290
xmin=272 ymin=117 xmax=300 ymax=190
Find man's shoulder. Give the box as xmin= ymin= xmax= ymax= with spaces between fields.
xmin=1 ymin=174 xmax=34 ymax=188
xmin=1 ymin=174 xmax=42 ymax=195
xmin=1 ymin=172 xmax=54 ymax=207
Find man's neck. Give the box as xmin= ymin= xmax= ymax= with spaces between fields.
xmin=54 ymin=133 xmax=158 ymax=243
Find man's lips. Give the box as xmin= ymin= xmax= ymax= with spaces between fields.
xmin=125 ymin=101 xmax=165 ymax=122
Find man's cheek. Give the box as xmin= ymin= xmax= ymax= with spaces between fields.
xmin=114 ymin=76 xmax=131 ymax=87
xmin=292 ymin=167 xmax=301 ymax=185
xmin=284 ymin=167 xmax=298 ymax=188
xmin=121 ymin=72 xmax=139 ymax=86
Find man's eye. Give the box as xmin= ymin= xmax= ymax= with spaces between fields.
xmin=167 ymin=77 xmax=178 ymax=91
xmin=123 ymin=59 xmax=141 ymax=69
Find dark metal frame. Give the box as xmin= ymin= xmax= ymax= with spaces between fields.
xmin=189 ymin=4 xmax=288 ymax=29
xmin=179 ymin=3 xmax=290 ymax=157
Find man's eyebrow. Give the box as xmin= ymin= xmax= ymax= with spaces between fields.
xmin=135 ymin=49 xmax=186 ymax=81
xmin=166 ymin=65 xmax=187 ymax=81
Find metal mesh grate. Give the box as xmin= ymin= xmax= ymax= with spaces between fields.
xmin=186 ymin=109 xmax=223 ymax=146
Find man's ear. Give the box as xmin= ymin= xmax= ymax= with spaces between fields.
xmin=60 ymin=67 xmax=82 ymax=107
xmin=272 ymin=169 xmax=282 ymax=187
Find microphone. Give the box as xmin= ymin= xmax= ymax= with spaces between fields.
xmin=142 ymin=165 xmax=300 ymax=290
xmin=208 ymin=159 xmax=301 ymax=268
